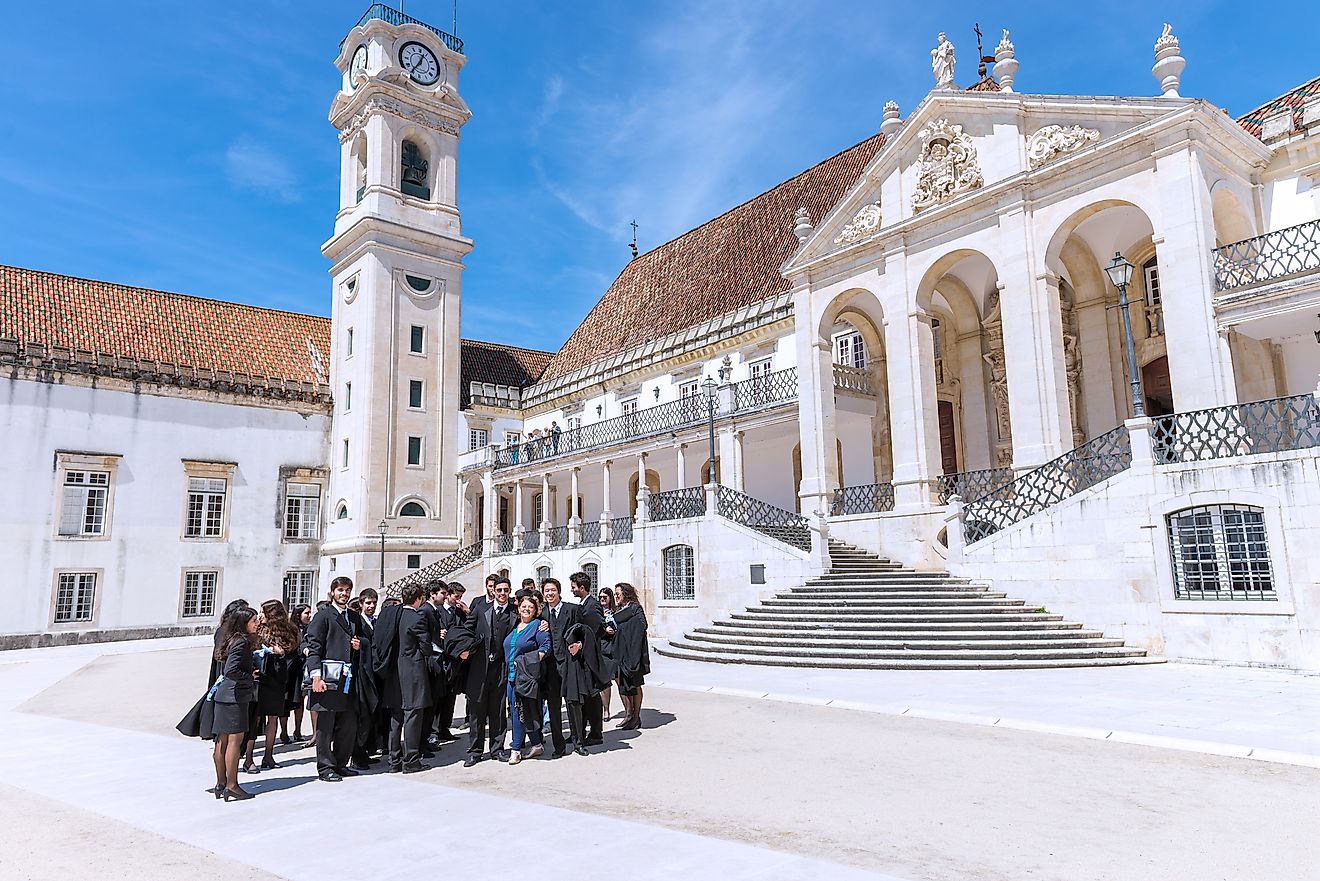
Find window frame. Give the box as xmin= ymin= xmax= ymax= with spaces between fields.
xmin=283 ymin=569 xmax=317 ymax=610
xmin=400 ymin=501 xmax=428 ymax=517
xmin=1166 ymin=504 xmax=1276 ymax=601
xmin=346 ymin=327 xmax=354 ymax=358
xmin=409 ymin=324 xmax=426 ymax=355
xmin=469 ymin=428 xmax=490 ymax=451
xmin=50 ymin=569 xmax=101 ymax=628
xmin=344 ymin=381 xmax=352 ymax=412
xmin=52 ymin=452 xmax=120 ymax=542
xmin=406 ymin=435 xmax=424 ymax=467
xmin=181 ymin=461 xmax=234 ymax=543
xmin=408 ymin=378 xmax=425 ymax=410
xmin=283 ymin=481 xmax=322 ymax=542
xmin=661 ymin=544 xmax=696 ymax=604
xmin=180 ymin=569 xmax=220 ymax=620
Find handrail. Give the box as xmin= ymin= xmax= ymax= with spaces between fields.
xmin=1212 ymin=217 xmax=1320 ymax=292
xmin=831 ymin=482 xmax=895 ymax=516
xmin=648 ymin=487 xmax=707 ymax=522
xmin=715 ymin=485 xmax=810 ymax=551
xmin=609 ymin=517 xmax=634 ymax=544
xmin=832 ymin=363 xmax=874 ymax=395
xmin=341 ymin=3 xmax=464 ymax=54
xmin=1152 ymin=394 xmax=1320 ymax=464
xmin=935 ymin=467 xmax=1015 ymax=504
xmin=384 ymin=541 xmax=482 ymax=597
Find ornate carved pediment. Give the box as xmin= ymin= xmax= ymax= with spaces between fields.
xmin=338 ymin=96 xmax=463 ymax=143
xmin=834 ymin=202 xmax=883 ymax=245
xmin=911 ymin=119 xmax=983 ymax=214
xmin=1026 ymin=124 xmax=1100 ymax=169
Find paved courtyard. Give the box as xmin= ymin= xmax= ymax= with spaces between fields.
xmin=1 ymin=637 xmax=1316 ymax=880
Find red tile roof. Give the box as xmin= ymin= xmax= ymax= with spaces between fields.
xmin=537 ymin=133 xmax=887 ymax=382
xmin=459 ymin=338 xmax=554 ymax=407
xmin=1236 ymin=74 xmax=1320 ymax=138
xmin=0 ymin=265 xmax=331 ymax=385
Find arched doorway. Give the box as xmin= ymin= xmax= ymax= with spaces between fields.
xmin=1142 ymin=356 xmax=1173 ymax=416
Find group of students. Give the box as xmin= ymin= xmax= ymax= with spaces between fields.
xmin=180 ymin=570 xmax=651 ymax=802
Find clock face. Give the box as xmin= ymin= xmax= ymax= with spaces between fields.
xmin=399 ymin=41 xmax=440 ymax=85
xmin=349 ymin=45 xmax=368 ymax=88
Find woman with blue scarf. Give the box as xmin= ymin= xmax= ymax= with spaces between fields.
xmin=504 ymin=594 xmax=549 ymax=764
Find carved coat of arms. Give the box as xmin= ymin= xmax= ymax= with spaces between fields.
xmin=911 ymin=120 xmax=983 ymax=213
xmin=834 ymin=202 xmax=883 ymax=245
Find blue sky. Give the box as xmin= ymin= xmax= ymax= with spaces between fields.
xmin=0 ymin=1 xmax=1310 ymax=353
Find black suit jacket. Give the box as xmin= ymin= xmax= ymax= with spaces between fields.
xmin=213 ymin=635 xmax=256 ymax=704
xmin=421 ymin=602 xmax=450 ymax=696
xmin=563 ymin=596 xmax=607 ymax=700
xmin=460 ymin=601 xmax=516 ymax=700
xmin=541 ymin=601 xmax=580 ymax=678
xmin=394 ymin=606 xmax=434 ymax=710
xmin=305 ymin=604 xmax=369 ymax=713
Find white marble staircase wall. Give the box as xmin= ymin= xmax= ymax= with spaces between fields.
xmin=828 ymin=509 xmax=949 ymax=572
xmin=947 ymin=448 xmax=1320 ymax=671
xmin=635 ymin=514 xmax=811 ymax=640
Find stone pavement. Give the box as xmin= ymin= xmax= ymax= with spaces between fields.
xmin=650 ymin=651 xmax=1320 ymax=765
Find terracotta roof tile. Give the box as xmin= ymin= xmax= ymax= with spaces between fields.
xmin=0 ymin=265 xmax=331 ymax=385
xmin=1236 ymin=74 xmax=1320 ymax=138
xmin=459 ymin=338 xmax=553 ymax=407
xmin=538 ymin=133 xmax=886 ymax=382
xmin=965 ymin=76 xmax=1001 ymax=92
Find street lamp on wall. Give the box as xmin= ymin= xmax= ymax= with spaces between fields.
xmin=703 ymin=376 xmax=718 ymax=485
xmin=1104 ymin=251 xmax=1146 ymax=418
xmin=377 ymin=518 xmax=387 ymax=593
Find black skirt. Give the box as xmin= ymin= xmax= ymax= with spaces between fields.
xmin=213 ymin=699 xmax=254 ymax=735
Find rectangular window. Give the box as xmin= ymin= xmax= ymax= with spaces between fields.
xmin=407 ymin=436 xmax=423 ymax=466
xmin=184 ymin=477 xmax=226 ymax=539
xmin=410 ymin=325 xmax=424 ymax=354
xmin=1143 ymin=260 xmax=1162 ymax=307
xmin=834 ymin=333 xmax=865 ymax=369
xmin=567 ymin=416 xmax=581 ymax=432
xmin=679 ymin=380 xmax=703 ymax=420
xmin=342 ymin=439 xmax=350 ymax=468
xmin=54 ymin=572 xmax=97 ymax=623
xmin=344 ymin=382 xmax=352 ymax=412
xmin=409 ymin=379 xmax=423 ymax=409
xmin=284 ymin=483 xmax=321 ymax=540
xmin=283 ymin=570 xmax=316 ymax=609
xmin=748 ymin=358 xmax=773 ymax=379
xmin=346 ymin=327 xmax=354 ymax=356
xmin=1168 ymin=505 xmax=1275 ymax=600
xmin=59 ymin=470 xmax=110 ymax=537
xmin=663 ymin=544 xmax=696 ymax=601
xmin=620 ymin=398 xmax=638 ymax=416
xmin=504 ymin=431 xmax=522 ymax=446
xmin=469 ymin=429 xmax=489 ymax=451
xmin=407 ymin=554 xmax=421 ymax=569
xmin=182 ymin=571 xmax=217 ymax=618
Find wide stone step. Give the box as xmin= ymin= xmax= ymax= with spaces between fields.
xmin=656 ymin=643 xmax=1163 ymax=670
xmin=763 ymin=595 xmax=1018 ymax=607
xmin=776 ymin=590 xmax=1007 ymax=600
xmin=811 ymin=573 xmax=971 ymax=582
xmin=711 ymin=619 xmax=1084 ymax=633
xmin=683 ymin=633 xmax=1128 ymax=651
xmin=729 ymin=611 xmax=1064 ymax=624
xmin=667 ymin=638 xmax=1147 ymax=661
xmin=696 ymin=624 xmax=1104 ymax=641
xmin=738 ymin=604 xmax=1044 ymax=616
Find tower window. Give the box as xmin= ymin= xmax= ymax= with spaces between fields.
xmin=400 ymin=502 xmax=426 ymax=517
xmin=407 ymin=554 xmax=421 ymax=569
xmin=400 ymin=141 xmax=430 ymax=199
xmin=346 ymin=328 xmax=354 ymax=357
xmin=409 ymin=380 xmax=424 ymax=409
xmin=342 ymin=439 xmax=350 ymax=468
xmin=344 ymin=382 xmax=352 ymax=412
xmin=407 ymin=436 xmax=423 ymax=466
xmin=409 ymin=325 xmax=424 ymax=354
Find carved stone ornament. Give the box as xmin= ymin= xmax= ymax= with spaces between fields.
xmin=931 ymin=32 xmax=956 ymax=89
xmin=1026 ymin=124 xmax=1101 ymax=169
xmin=834 ymin=202 xmax=883 ymax=245
xmin=339 ymin=96 xmax=462 ymax=143
xmin=911 ymin=120 xmax=984 ymax=213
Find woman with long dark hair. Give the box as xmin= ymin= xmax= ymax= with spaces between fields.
xmin=208 ymin=599 xmax=249 ymax=688
xmin=212 ymin=606 xmax=259 ymax=801
xmin=596 ymin=587 xmax=618 ymax=720
xmin=504 ymin=594 xmax=550 ymax=764
xmin=286 ymin=603 xmax=313 ymax=743
xmin=246 ymin=599 xmax=300 ymax=770
xmin=612 ymin=583 xmax=650 ymax=730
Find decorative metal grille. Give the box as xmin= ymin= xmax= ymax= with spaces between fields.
xmin=830 ymin=483 xmax=895 ymax=516
xmin=732 ymin=366 xmax=799 ymax=412
xmin=54 ymin=572 xmax=97 ymax=623
xmin=935 ymin=467 xmax=1015 ymax=504
xmin=384 ymin=541 xmax=483 ymax=598
xmin=609 ymin=517 xmax=633 ymax=543
xmin=1212 ymin=218 xmax=1320 ymax=292
xmin=964 ymin=425 xmax=1132 ymax=544
xmin=715 ymin=485 xmax=811 ymax=551
xmin=1152 ymin=394 xmax=1320 ymax=464
xmin=548 ymin=525 xmax=569 ymax=547
xmin=579 ymin=520 xmax=602 ymax=545
xmin=494 ymin=533 xmax=514 ymax=555
xmin=1167 ymin=505 xmax=1275 ymax=600
xmin=648 ymin=487 xmax=707 ymax=522
xmin=522 ymin=530 xmax=541 ymax=552
xmin=662 ymin=544 xmax=696 ymax=601
xmin=832 ymin=363 xmax=874 ymax=395
xmin=343 ymin=3 xmax=464 ymax=54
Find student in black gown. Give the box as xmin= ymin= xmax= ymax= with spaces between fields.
xmin=419 ymin=581 xmax=449 ymax=754
xmin=305 ymin=576 xmax=370 ymax=782
xmin=435 ymin=582 xmax=468 ymax=740
xmin=211 ymin=606 xmax=259 ymax=801
xmin=286 ymin=603 xmax=313 ymax=743
xmin=539 ymin=577 xmax=577 ymax=758
xmin=374 ymin=582 xmax=437 ymax=772
xmin=565 ymin=572 xmax=607 ymax=753
xmin=596 ymin=587 xmax=619 ymax=721
xmin=246 ymin=599 xmax=300 ymax=771
xmin=612 ymin=582 xmax=650 ymax=730
xmin=452 ymin=576 xmax=517 ymax=766
xmin=208 ymin=599 xmax=250 ymax=689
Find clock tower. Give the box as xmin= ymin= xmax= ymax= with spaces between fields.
xmin=321 ymin=8 xmax=471 ymax=592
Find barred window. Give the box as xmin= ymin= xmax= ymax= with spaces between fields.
xmin=283 ymin=570 xmax=316 ymax=609
xmin=185 ymin=477 xmax=226 ymax=538
xmin=284 ymin=483 xmax=321 ymax=540
xmin=582 ymin=562 xmax=598 ymax=593
xmin=1168 ymin=505 xmax=1275 ymax=600
xmin=59 ymin=470 xmax=110 ymax=537
xmin=182 ymin=571 xmax=217 ymax=618
xmin=663 ymin=544 xmax=695 ymax=601
xmin=54 ymin=572 xmax=97 ymax=623
xmin=536 ymin=565 xmax=551 ymax=584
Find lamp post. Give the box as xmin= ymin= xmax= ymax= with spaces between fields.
xmin=703 ymin=375 xmax=718 ymax=485
xmin=1104 ymin=251 xmax=1145 ymax=418
xmin=377 ymin=518 xmax=387 ymax=593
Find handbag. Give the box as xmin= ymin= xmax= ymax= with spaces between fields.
xmin=317 ymin=660 xmax=353 ymax=693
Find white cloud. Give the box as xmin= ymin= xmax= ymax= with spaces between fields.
xmin=225 ymin=137 xmax=301 ymax=203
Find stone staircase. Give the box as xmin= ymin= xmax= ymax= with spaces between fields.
xmin=658 ymin=541 xmax=1162 ymax=670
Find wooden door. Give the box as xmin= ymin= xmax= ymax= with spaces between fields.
xmin=1141 ymin=356 xmax=1173 ymax=417
xmin=937 ymin=400 xmax=959 ymax=474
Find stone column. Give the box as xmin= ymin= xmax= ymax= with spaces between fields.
xmin=795 ymin=291 xmax=841 ymax=517
xmin=635 ymin=452 xmax=650 ymax=523
xmin=676 ymin=443 xmax=687 ymax=489
xmin=884 ymin=308 xmax=942 ymax=508
xmin=717 ymin=428 xmax=742 ymax=490
xmin=600 ymin=459 xmax=613 ymax=540
xmin=568 ymin=466 xmax=581 ymax=545
xmin=480 ymin=468 xmax=496 ymax=556
xmin=1154 ymin=146 xmax=1238 ymax=410
xmin=512 ymin=478 xmax=525 ymax=551
xmin=540 ymin=473 xmax=551 ymax=529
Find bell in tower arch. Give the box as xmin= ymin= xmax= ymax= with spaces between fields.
xmin=400 ymin=140 xmax=430 ymax=200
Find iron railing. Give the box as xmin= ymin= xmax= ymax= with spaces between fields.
xmin=830 ymin=483 xmax=895 ymax=516
xmin=384 ymin=541 xmax=482 ymax=597
xmin=494 ymin=533 xmax=514 ymax=555
xmin=609 ymin=517 xmax=633 ymax=543
xmin=1213 ymin=218 xmax=1320 ymax=292
xmin=579 ymin=520 xmax=602 ymax=545
xmin=935 ymin=467 xmax=1015 ymax=504
xmin=732 ymin=367 xmax=799 ymax=412
xmin=832 ymin=363 xmax=874 ymax=395
xmin=1152 ymin=394 xmax=1320 ymax=464
xmin=648 ymin=487 xmax=707 ymax=522
xmin=715 ymin=485 xmax=811 ymax=551
xmin=342 ymin=3 xmax=464 ymax=54
xmin=964 ymin=425 xmax=1132 ymax=544
xmin=522 ymin=530 xmax=540 ymax=552
xmin=548 ymin=525 xmax=569 ymax=547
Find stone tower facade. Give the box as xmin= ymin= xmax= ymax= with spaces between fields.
xmin=321 ymin=12 xmax=472 ymax=591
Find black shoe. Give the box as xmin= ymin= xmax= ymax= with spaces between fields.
xmin=584 ymin=736 xmax=603 ymax=745
xmin=425 ymin=738 xmax=443 ymax=750
xmin=574 ymin=746 xmax=589 ymax=757
xmin=240 ymin=763 xmax=259 ymax=774
xmin=490 ymin=749 xmax=509 ymax=761
xmin=387 ymin=764 xmax=403 ymax=773
xmin=348 ymin=759 xmax=371 ymax=771
xmin=280 ymin=733 xmax=292 ymax=745
xmin=319 ymin=771 xmax=343 ymax=782
xmin=421 ymin=750 xmax=436 ymax=759
xmin=211 ymin=784 xmax=225 ymax=799
xmin=338 ymin=766 xmax=360 ymax=777
xmin=259 ymin=757 xmax=278 ymax=770
xmin=402 ymin=762 xmax=429 ymax=774
xmin=551 ymin=749 xmax=568 ymax=759
xmin=463 ymin=754 xmax=482 ymax=768
xmin=437 ymin=732 xmax=458 ymax=743
xmin=222 ymin=787 xmax=254 ymax=801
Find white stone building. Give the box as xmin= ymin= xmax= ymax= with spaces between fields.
xmin=3 ymin=10 xmax=1319 ymax=670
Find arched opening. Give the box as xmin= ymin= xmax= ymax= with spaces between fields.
xmin=400 ymin=139 xmax=430 ymax=199
xmin=564 ymin=494 xmax=583 ymax=522
xmin=335 ymin=503 xmax=349 ymax=520
xmin=699 ymin=457 xmax=721 ymax=485
xmin=628 ymin=468 xmax=661 ymax=517
xmin=399 ymin=501 xmax=427 ymax=517
xmin=350 ymin=134 xmax=368 ymax=203
xmin=1211 ymin=187 xmax=1255 ymax=248
xmin=791 ymin=441 xmax=843 ymax=512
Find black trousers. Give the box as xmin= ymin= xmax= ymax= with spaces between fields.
xmin=315 ymin=708 xmax=358 ymax=774
xmin=423 ymin=674 xmax=449 ymax=742
xmin=388 ymin=707 xmax=424 ymax=768
xmin=466 ymin=677 xmax=507 ymax=756
xmin=353 ymin=701 xmax=377 ymax=760
xmin=567 ymin=700 xmax=586 ymax=746
xmin=435 ymin=691 xmax=458 ymax=738
xmin=584 ymin=691 xmax=603 ymax=740
xmin=543 ymin=665 xmax=567 ymax=753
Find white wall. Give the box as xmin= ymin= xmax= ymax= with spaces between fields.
xmin=1 ymin=376 xmax=330 ymax=642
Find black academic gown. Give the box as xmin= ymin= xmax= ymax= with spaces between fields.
xmin=461 ymin=602 xmax=516 ymax=701
xmin=395 ymin=606 xmax=434 ymax=710
xmin=613 ymin=603 xmax=651 ymax=691
xmin=305 ymin=604 xmax=369 ymax=713
xmin=563 ymin=596 xmax=607 ymax=701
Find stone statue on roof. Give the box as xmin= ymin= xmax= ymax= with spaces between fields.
xmin=931 ymin=32 xmax=955 ymax=89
